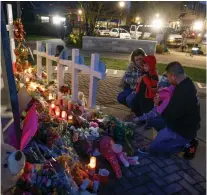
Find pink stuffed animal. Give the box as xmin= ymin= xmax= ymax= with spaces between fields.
xmin=99 ymin=136 xmax=122 ymax=179
xmin=112 ymin=144 xmax=139 ymax=167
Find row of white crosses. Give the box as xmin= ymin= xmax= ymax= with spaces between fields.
xmin=33 ymin=41 xmax=106 ymax=108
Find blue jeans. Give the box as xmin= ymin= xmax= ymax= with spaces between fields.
xmin=147 ymin=116 xmax=167 ymax=131
xmin=117 ymin=88 xmax=135 ymax=108
xmin=148 ymin=127 xmax=191 ymax=156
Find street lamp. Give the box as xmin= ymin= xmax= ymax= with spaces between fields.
xmin=78 ymin=10 xmax=83 ymax=33
xmin=78 ymin=9 xmax=82 ymax=15
xmin=119 ymin=1 xmax=125 ymax=8
xmin=118 ymin=1 xmax=125 ymax=36
xmin=136 ymin=17 xmax=140 ymax=21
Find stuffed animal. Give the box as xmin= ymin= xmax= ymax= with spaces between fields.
xmin=78 ymin=92 xmax=87 ymax=107
xmin=1 ymin=143 xmax=26 ymax=194
xmin=112 ymin=144 xmax=139 ymax=167
xmin=99 ymin=136 xmax=122 ymax=179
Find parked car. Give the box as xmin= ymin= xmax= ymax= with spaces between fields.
xmin=95 ymin=26 xmax=110 ymax=36
xmin=109 ymin=28 xmax=131 ymax=39
xmin=130 ymin=25 xmax=182 ymax=47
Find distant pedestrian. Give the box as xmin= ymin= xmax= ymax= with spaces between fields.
xmin=117 ymin=48 xmax=146 ymax=108
xmin=181 ymin=28 xmax=189 ymax=52
xmin=60 ymin=22 xmax=65 ymax=40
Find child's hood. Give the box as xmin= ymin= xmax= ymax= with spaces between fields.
xmin=143 ymin=55 xmax=157 ymax=74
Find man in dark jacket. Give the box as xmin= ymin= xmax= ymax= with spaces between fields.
xmin=138 ymin=61 xmax=200 ymax=156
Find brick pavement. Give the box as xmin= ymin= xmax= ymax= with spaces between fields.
xmin=62 ymin=74 xmax=206 ymax=195
xmin=97 ymin=131 xmax=206 ymax=195
xmin=63 ymin=74 xmax=121 ymax=106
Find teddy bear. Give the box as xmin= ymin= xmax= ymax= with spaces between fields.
xmin=1 ymin=143 xmax=26 ymax=194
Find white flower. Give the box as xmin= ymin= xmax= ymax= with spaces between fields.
xmin=91 ymin=130 xmax=99 ymax=138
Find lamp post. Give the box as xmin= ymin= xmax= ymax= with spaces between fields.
xmin=135 ymin=16 xmax=140 ymax=40
xmin=78 ymin=9 xmax=82 ymax=33
xmin=118 ymin=1 xmax=125 ymax=37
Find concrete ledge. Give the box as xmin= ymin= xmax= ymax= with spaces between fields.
xmin=82 ymin=36 xmax=157 ymax=55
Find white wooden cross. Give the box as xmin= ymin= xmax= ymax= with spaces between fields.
xmin=34 ymin=41 xmax=106 ymax=108
xmin=6 ymin=4 xmax=16 ymax=62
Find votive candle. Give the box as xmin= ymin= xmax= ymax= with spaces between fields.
xmin=68 ymin=115 xmax=73 ymax=124
xmin=55 ymin=106 xmax=60 ymax=117
xmin=61 ymin=111 xmax=67 ymax=120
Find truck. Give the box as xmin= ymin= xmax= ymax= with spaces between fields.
xmin=130 ymin=25 xmax=183 ymax=47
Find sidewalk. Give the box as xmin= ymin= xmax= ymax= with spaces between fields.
xmin=99 ymin=105 xmax=206 ymax=195
xmin=64 ymin=74 xmax=206 ymax=177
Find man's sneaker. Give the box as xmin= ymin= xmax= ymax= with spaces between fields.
xmin=138 ymin=147 xmax=149 ymax=155
xmin=183 ymin=139 xmax=199 ymax=160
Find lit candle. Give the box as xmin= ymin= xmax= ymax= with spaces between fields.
xmin=68 ymin=115 xmax=73 ymax=124
xmin=30 ymin=82 xmax=37 ymax=90
xmin=28 ymin=68 xmax=32 ymax=74
xmin=89 ymin=157 xmax=96 ymax=169
xmin=55 ymin=106 xmax=60 ymax=117
xmin=61 ymin=111 xmax=67 ymax=119
xmin=49 ymin=103 xmax=55 ymax=115
xmin=49 ymin=93 xmax=53 ymax=100
xmin=88 ymin=156 xmax=96 ymax=175
xmin=51 ymin=103 xmax=55 ymax=109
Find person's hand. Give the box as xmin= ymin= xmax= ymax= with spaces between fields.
xmin=137 ymin=76 xmax=143 ymax=83
xmin=154 ymin=94 xmax=160 ymax=106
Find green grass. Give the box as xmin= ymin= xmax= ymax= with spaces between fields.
xmin=32 ymin=55 xmax=206 ymax=83
xmin=26 ymin=35 xmax=56 ymax=41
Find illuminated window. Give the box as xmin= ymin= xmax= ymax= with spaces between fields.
xmin=41 ymin=16 xmax=49 ymax=23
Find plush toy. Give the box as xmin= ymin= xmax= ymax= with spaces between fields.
xmin=1 ymin=143 xmax=26 ymax=194
xmin=112 ymin=144 xmax=139 ymax=167
xmin=78 ymin=92 xmax=88 ymax=107
xmin=99 ymin=136 xmax=122 ymax=179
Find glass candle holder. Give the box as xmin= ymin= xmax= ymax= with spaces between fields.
xmin=68 ymin=115 xmax=73 ymax=124
xmin=55 ymin=106 xmax=60 ymax=117
xmin=61 ymin=111 xmax=67 ymax=120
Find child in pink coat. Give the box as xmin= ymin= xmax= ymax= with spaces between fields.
xmin=133 ymin=85 xmax=175 ymax=123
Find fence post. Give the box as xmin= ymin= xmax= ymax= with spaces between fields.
xmin=88 ymin=53 xmax=100 ymax=108
xmin=46 ymin=42 xmax=53 ymax=84
xmin=36 ymin=41 xmax=42 ymax=79
xmin=71 ymin=49 xmax=79 ymax=102
xmin=57 ymin=61 xmax=64 ymax=91
xmin=6 ymin=4 xmax=16 ymax=62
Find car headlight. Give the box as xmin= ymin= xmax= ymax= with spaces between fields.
xmin=169 ymin=38 xmax=175 ymax=42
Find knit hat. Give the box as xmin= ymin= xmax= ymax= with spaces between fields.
xmin=143 ymin=55 xmax=157 ymax=75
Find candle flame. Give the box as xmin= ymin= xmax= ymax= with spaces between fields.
xmin=89 ymin=157 xmax=96 ymax=169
